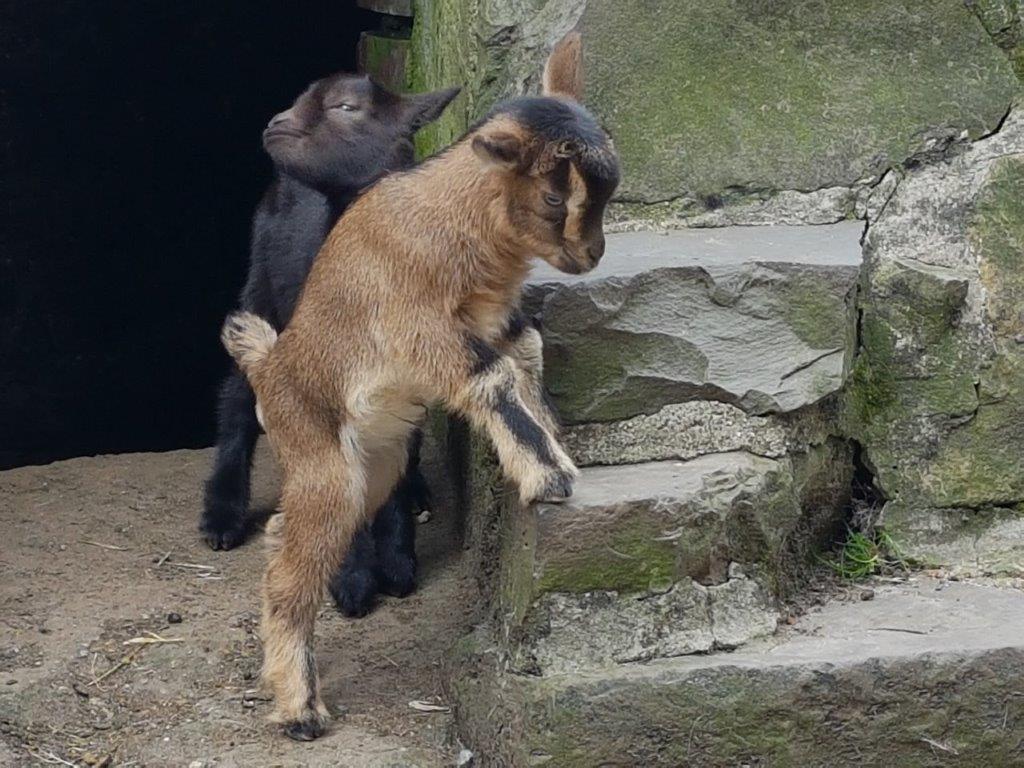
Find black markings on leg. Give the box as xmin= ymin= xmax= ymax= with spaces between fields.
xmin=466 ymin=334 xmax=500 ymax=375
xmin=303 ymin=646 xmax=318 ymax=712
xmin=493 ymin=381 xmax=558 ymax=468
xmin=503 ymin=309 xmax=529 ymax=343
xmin=282 ymin=637 xmax=326 ymax=741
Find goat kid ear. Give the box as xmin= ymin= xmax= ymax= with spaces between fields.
xmin=542 ymin=31 xmax=583 ymax=101
xmin=404 ymin=86 xmax=461 ymax=129
xmin=471 ymin=131 xmax=524 ymax=170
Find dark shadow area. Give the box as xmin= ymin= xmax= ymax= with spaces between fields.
xmin=1 ymin=1 xmax=377 ymax=468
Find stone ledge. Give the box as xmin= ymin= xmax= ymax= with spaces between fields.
xmin=523 ymin=224 xmax=862 ymax=424
xmin=562 ymin=398 xmax=837 ymax=467
xmin=449 ymin=578 xmax=1024 ymax=767
xmin=496 ymin=445 xmax=851 ymax=674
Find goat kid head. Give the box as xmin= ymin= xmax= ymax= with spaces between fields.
xmin=263 ymin=73 xmax=460 ymax=192
xmin=469 ymin=32 xmax=619 ymax=275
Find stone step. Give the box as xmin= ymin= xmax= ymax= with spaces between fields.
xmin=496 ymin=448 xmax=851 ymax=674
xmin=523 ymin=222 xmax=863 ymax=434
xmin=449 ymin=578 xmax=1024 ymax=767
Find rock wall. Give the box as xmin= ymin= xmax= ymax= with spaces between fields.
xmin=411 ymin=0 xmax=1018 ymax=221
xmin=410 ymin=0 xmax=1024 ymax=575
xmin=411 ymin=3 xmax=1024 ymax=761
xmin=848 ymin=109 xmax=1024 ymax=574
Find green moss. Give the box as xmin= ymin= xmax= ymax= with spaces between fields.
xmin=408 ymin=0 xmax=478 ymax=158
xmin=850 ymin=159 xmax=1024 ymax=508
xmin=971 ymin=0 xmax=1022 ymax=45
xmin=359 ymin=33 xmax=410 ymax=93
xmin=778 ymin=273 xmax=850 ymax=349
xmin=974 ymin=158 xmax=1024 ymax=337
xmin=544 ymin=325 xmax=708 ymax=424
xmin=579 ymin=0 xmax=1015 ymax=202
xmin=536 ymin=526 xmax=677 ymax=595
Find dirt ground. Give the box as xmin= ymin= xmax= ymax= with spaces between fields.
xmin=0 ymin=439 xmax=482 ymax=767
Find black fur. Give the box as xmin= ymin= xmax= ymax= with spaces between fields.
xmin=482 ymin=96 xmax=620 ymax=204
xmin=503 ymin=309 xmax=529 ymax=342
xmin=466 ymin=333 xmax=501 ymax=375
xmin=202 ymin=73 xmax=456 ymax=618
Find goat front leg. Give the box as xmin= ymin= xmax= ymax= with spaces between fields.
xmin=436 ymin=334 xmax=577 ymax=504
xmin=497 ymin=309 xmax=561 ymax=437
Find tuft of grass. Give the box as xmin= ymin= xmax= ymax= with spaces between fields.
xmin=821 ymin=528 xmax=907 ymax=579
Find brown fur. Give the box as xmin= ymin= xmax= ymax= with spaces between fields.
xmin=222 ymin=33 xmax=619 ymax=736
xmin=543 ymin=31 xmax=584 ymax=100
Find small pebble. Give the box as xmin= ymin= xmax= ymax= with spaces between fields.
xmin=189 ymin=761 xmax=205 ymax=768
xmin=167 ymin=612 xmax=183 ymax=624
xmin=6 ymin=679 xmax=16 ymax=686
xmin=860 ymin=589 xmax=875 ymax=601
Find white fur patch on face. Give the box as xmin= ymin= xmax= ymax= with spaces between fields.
xmin=255 ymin=401 xmax=265 ymax=430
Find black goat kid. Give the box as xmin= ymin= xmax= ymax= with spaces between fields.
xmin=202 ymin=73 xmax=459 ymax=617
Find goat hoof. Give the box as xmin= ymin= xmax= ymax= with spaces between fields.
xmin=378 ymin=553 xmax=417 ymax=598
xmin=536 ymin=471 xmax=574 ymax=503
xmin=283 ymin=714 xmax=326 ymax=741
xmin=199 ymin=510 xmax=248 ymax=551
xmin=329 ymin=567 xmax=378 ymax=618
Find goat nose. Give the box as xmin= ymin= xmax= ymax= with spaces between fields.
xmin=267 ymin=109 xmax=292 ymax=128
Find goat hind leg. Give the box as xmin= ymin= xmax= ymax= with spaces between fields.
xmin=261 ymin=439 xmax=367 ymax=739
xmin=201 ymin=369 xmax=260 ymax=550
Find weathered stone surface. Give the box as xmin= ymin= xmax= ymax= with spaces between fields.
xmin=358 ymin=0 xmax=412 ymax=16
xmin=449 ymin=579 xmax=1024 ymax=767
xmin=848 ymin=110 xmax=1024 ymax=517
xmin=524 ymin=224 xmax=861 ymax=424
xmin=529 ymin=575 xmax=777 ymax=673
xmin=511 ymin=454 xmax=794 ymax=601
xmin=497 ymin=448 xmax=850 ymax=673
xmin=883 ymin=501 xmax=1024 ymax=577
xmin=580 ymin=0 xmax=1016 ymax=203
xmin=358 ymin=32 xmax=410 ymax=93
xmin=970 ymin=0 xmax=1024 ymax=80
xmin=562 ymin=398 xmax=836 ymax=467
xmin=412 ymin=1 xmax=1016 ymax=211
xmin=606 ymin=186 xmax=861 ymax=231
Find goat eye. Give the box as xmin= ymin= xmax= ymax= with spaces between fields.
xmin=328 ymin=103 xmax=358 ymax=112
xmin=544 ymin=193 xmax=564 ymax=207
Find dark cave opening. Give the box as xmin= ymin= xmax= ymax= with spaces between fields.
xmin=1 ymin=2 xmax=382 ymax=468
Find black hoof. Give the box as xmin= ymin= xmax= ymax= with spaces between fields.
xmin=283 ymin=715 xmax=326 ymax=741
xmin=536 ymin=471 xmax=574 ymax=503
xmin=329 ymin=567 xmax=378 ymax=618
xmin=199 ymin=509 xmax=249 ymax=551
xmin=377 ymin=553 xmax=417 ymax=598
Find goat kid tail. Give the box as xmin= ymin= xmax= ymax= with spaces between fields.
xmin=221 ymin=311 xmax=277 ymax=375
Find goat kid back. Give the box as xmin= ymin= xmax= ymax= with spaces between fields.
xmin=221 ymin=31 xmax=620 ymax=740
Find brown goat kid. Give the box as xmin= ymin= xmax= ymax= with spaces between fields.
xmin=221 ymin=33 xmax=619 ymax=739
